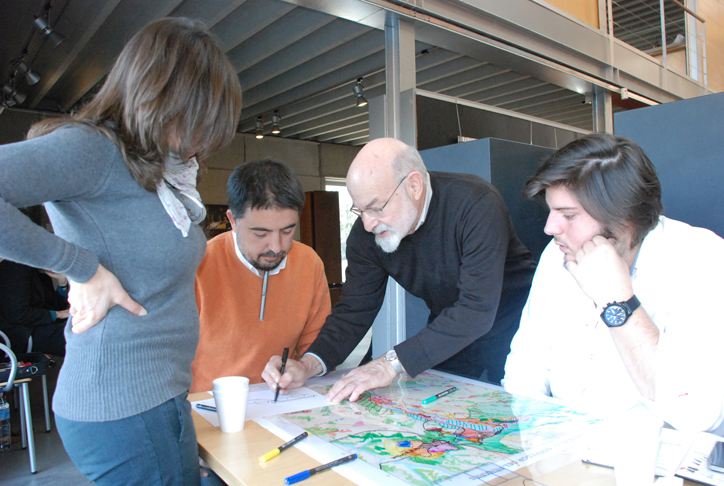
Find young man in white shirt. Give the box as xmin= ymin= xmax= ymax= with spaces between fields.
xmin=503 ymin=134 xmax=724 ymax=436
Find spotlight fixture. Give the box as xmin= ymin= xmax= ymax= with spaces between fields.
xmin=255 ymin=116 xmax=264 ymax=139
xmin=1 ymin=83 xmax=27 ymax=105
xmin=353 ymin=78 xmax=368 ymax=107
xmin=14 ymin=60 xmax=41 ymax=85
xmin=1 ymin=92 xmax=15 ymax=109
xmin=33 ymin=16 xmax=65 ymax=47
xmin=271 ymin=111 xmax=281 ymax=135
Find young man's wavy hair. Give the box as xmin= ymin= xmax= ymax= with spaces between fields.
xmin=524 ymin=134 xmax=663 ymax=248
xmin=27 ymin=17 xmax=242 ymax=191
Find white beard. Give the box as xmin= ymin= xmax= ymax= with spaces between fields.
xmin=374 ymin=224 xmax=403 ymax=253
xmin=373 ymin=195 xmax=418 ymax=253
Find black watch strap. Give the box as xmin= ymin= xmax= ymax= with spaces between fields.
xmin=622 ymin=295 xmax=640 ymax=314
xmin=601 ymin=295 xmax=641 ymax=327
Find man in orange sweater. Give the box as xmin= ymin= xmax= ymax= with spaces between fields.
xmin=191 ymin=159 xmax=331 ymax=392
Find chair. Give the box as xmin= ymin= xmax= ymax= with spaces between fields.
xmin=0 ymin=330 xmax=37 ymax=473
xmin=26 ymin=336 xmax=51 ymax=432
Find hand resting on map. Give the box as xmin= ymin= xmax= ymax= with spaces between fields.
xmin=324 ymin=356 xmax=398 ymax=403
xmin=262 ymin=354 xmax=400 ymax=403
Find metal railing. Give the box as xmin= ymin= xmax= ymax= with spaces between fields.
xmin=609 ymin=0 xmax=707 ymax=84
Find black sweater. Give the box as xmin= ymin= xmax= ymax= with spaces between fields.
xmin=0 ymin=259 xmax=68 ymax=329
xmin=306 ymin=172 xmax=536 ymax=378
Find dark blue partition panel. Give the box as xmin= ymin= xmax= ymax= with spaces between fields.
xmin=404 ymin=138 xmax=552 ymax=339
xmin=421 ymin=138 xmax=493 ymax=179
xmin=615 ymin=92 xmax=724 ymax=237
xmin=488 ymin=139 xmax=554 ymax=261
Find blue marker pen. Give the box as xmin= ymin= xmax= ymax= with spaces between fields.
xmin=284 ymin=453 xmax=357 ymax=485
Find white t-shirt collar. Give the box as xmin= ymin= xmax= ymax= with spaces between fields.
xmin=413 ymin=172 xmax=433 ymax=232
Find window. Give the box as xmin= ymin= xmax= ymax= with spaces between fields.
xmin=325 ymin=177 xmax=357 ymax=282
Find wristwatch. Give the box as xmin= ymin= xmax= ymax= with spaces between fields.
xmin=600 ymin=295 xmax=641 ymax=327
xmin=384 ymin=349 xmax=403 ymax=375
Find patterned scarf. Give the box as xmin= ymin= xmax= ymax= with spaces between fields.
xmin=156 ymin=154 xmax=206 ymax=237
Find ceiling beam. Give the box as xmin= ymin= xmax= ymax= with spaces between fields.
xmin=226 ymin=8 xmax=335 ymax=74
xmin=240 ymin=36 xmax=386 ymax=116
xmin=29 ymin=0 xmax=123 ymax=109
xmin=57 ymin=0 xmax=187 ymax=110
xmin=239 ymin=20 xmax=374 ymax=92
xmin=212 ymin=0 xmax=294 ymax=52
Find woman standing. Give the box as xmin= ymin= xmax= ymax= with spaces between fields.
xmin=0 ymin=18 xmax=241 ymax=485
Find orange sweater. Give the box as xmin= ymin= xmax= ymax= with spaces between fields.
xmin=191 ymin=232 xmax=331 ymax=392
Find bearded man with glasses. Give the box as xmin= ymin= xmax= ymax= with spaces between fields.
xmin=263 ymin=138 xmax=537 ymax=403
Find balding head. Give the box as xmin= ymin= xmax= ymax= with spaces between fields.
xmin=346 ymin=138 xmax=429 ymax=252
xmin=348 ymin=138 xmax=427 ymax=188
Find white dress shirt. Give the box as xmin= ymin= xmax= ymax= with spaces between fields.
xmin=503 ymin=216 xmax=724 ymax=435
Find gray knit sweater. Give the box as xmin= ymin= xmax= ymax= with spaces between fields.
xmin=0 ymin=126 xmax=206 ymax=421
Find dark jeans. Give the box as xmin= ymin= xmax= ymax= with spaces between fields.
xmin=56 ymin=392 xmax=201 ymax=486
xmin=29 ymin=320 xmax=66 ymax=356
xmin=1 ymin=321 xmax=66 ymax=357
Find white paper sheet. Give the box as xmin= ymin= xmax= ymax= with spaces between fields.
xmin=191 ymin=384 xmax=328 ymax=427
xmin=582 ymin=425 xmax=696 ymax=477
xmin=675 ymin=433 xmax=724 ymax=486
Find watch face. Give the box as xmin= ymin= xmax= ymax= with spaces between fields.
xmin=603 ymin=304 xmax=627 ymax=326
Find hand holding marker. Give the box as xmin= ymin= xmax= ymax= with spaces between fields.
xmin=274 ymin=347 xmax=289 ymax=402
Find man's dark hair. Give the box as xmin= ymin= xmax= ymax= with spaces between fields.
xmin=227 ymin=158 xmax=305 ymax=219
xmin=524 ymin=134 xmax=663 ymax=248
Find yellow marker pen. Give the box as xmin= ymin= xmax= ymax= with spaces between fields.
xmin=259 ymin=431 xmax=309 ymax=463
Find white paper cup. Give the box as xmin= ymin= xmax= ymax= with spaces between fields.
xmin=612 ymin=404 xmax=663 ymax=486
xmin=212 ymin=376 xmax=249 ymax=433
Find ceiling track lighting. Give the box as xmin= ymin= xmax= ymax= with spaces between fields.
xmin=271 ymin=111 xmax=281 ymax=135
xmin=2 ymin=82 xmax=27 ymax=106
xmin=33 ymin=15 xmax=65 ymax=47
xmin=354 ymin=77 xmax=368 ymax=108
xmin=1 ymin=2 xmax=65 ymax=112
xmin=13 ymin=59 xmax=41 ymax=85
xmin=255 ymin=116 xmax=264 ymax=139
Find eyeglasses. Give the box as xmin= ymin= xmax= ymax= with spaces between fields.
xmin=350 ymin=175 xmax=408 ymax=217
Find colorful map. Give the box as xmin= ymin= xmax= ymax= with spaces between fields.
xmin=272 ymin=371 xmax=597 ymax=486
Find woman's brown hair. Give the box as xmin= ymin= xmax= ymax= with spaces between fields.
xmin=28 ymin=17 xmax=242 ymax=191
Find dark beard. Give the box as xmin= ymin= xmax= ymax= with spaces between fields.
xmin=249 ymin=251 xmax=286 ymax=271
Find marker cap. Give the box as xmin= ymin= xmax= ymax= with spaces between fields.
xmin=284 ymin=470 xmax=311 ymax=485
xmin=259 ymin=449 xmax=280 ymax=463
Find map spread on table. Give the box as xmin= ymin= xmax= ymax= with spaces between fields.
xmin=263 ymin=370 xmax=599 ymax=486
